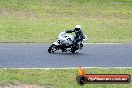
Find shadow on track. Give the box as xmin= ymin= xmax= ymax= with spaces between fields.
xmin=48 ymin=52 xmax=86 ymax=56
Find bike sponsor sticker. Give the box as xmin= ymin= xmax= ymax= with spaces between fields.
xmin=76 ymin=66 xmax=131 ymax=85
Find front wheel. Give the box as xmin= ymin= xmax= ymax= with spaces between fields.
xmin=48 ymin=44 xmax=57 ymax=53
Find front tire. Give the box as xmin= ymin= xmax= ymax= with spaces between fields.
xmin=48 ymin=44 xmax=57 ymax=53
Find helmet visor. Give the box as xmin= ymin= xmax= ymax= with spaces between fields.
xmin=75 ymin=28 xmax=80 ymax=31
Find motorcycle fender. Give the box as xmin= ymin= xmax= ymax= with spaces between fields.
xmin=53 ymin=41 xmax=60 ymax=46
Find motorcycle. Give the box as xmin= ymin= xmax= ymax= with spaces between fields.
xmin=48 ymin=31 xmax=88 ymax=53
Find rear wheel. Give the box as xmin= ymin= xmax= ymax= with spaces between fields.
xmin=48 ymin=44 xmax=57 ymax=53
xmin=71 ymin=47 xmax=76 ymax=54
xmin=71 ymin=45 xmax=79 ymax=54
xmin=71 ymin=50 xmax=75 ymax=54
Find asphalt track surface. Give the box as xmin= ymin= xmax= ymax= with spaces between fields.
xmin=0 ymin=43 xmax=132 ymax=68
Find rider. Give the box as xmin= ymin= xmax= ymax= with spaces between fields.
xmin=65 ymin=25 xmax=84 ymax=46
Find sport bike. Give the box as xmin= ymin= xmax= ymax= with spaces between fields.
xmin=48 ymin=31 xmax=88 ymax=53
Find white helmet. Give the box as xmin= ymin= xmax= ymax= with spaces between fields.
xmin=75 ymin=25 xmax=81 ymax=29
xmin=75 ymin=25 xmax=81 ymax=32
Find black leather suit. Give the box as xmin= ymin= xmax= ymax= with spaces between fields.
xmin=65 ymin=29 xmax=84 ymax=45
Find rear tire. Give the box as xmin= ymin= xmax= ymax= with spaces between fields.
xmin=71 ymin=45 xmax=78 ymax=54
xmin=48 ymin=44 xmax=57 ymax=53
xmin=71 ymin=50 xmax=75 ymax=54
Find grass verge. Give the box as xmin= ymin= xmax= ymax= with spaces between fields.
xmin=0 ymin=0 xmax=132 ymax=43
xmin=0 ymin=68 xmax=132 ymax=88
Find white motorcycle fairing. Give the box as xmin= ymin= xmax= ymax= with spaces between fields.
xmin=48 ymin=31 xmax=88 ymax=53
xmin=56 ymin=32 xmax=74 ymax=45
xmin=53 ymin=41 xmax=60 ymax=46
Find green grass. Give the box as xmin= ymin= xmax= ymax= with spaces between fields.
xmin=0 ymin=0 xmax=132 ymax=43
xmin=0 ymin=68 xmax=132 ymax=88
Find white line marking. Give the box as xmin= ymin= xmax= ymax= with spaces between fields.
xmin=1 ymin=67 xmax=132 ymax=70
